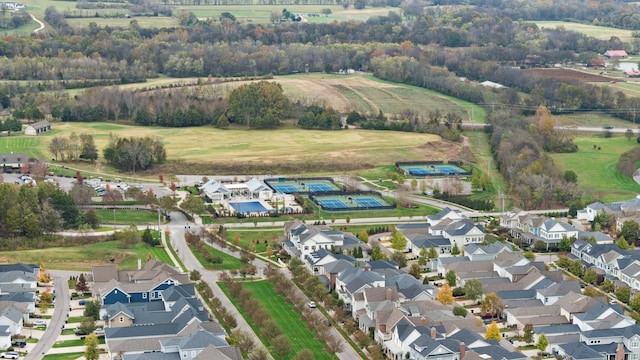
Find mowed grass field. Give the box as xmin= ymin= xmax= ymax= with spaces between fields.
xmin=535 ymin=21 xmax=635 ymax=42
xmin=0 ymin=240 xmax=173 ymax=271
xmin=551 ymin=134 xmax=640 ymax=202
xmin=220 ymin=280 xmax=337 ymax=360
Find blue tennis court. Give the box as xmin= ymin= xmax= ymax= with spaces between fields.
xmin=354 ymin=197 xmax=384 ymax=207
xmin=401 ymin=164 xmax=467 ymax=177
xmin=307 ymin=183 xmax=335 ymax=192
xmin=271 ymin=184 xmax=299 ymax=193
xmin=268 ymin=180 xmax=340 ymax=194
xmin=317 ymin=199 xmax=349 ymax=209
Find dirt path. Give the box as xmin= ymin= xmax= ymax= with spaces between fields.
xmin=30 ymin=13 xmax=45 ymax=33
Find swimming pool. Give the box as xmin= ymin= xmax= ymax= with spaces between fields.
xmin=230 ymin=201 xmax=268 ymax=213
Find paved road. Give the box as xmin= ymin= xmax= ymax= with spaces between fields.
xmin=167 ymin=211 xmax=275 ymax=360
xmin=26 ymin=271 xmax=74 ymax=360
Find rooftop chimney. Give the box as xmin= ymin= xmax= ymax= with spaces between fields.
xmin=138 ymin=258 xmax=142 ymax=270
xmin=431 ymin=326 xmax=436 ymax=339
xmin=386 ymin=288 xmax=393 ymax=301
xmin=420 ymin=317 xmax=427 ymax=326
xmin=460 ymin=342 xmax=466 ymax=359
xmin=616 ymin=343 xmax=625 ymax=360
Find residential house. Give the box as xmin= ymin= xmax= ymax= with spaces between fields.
xmin=0 ymin=326 xmax=9 ymax=350
xmin=24 ymin=120 xmax=51 ymax=136
xmin=121 ymin=330 xmax=242 ymax=360
xmin=0 ymin=152 xmax=28 ymax=172
xmin=464 ymin=243 xmax=512 ymax=261
xmin=92 ymin=259 xmax=189 ymax=305
xmin=335 ymin=266 xmax=385 ymax=317
xmin=103 ymin=286 xmax=214 ymax=359
xmin=536 ymin=281 xmax=581 ymax=306
xmin=572 ymin=302 xmax=634 ymax=332
xmin=0 ymin=306 xmax=22 ymax=336
xmin=284 ymin=219 xmax=366 ymax=259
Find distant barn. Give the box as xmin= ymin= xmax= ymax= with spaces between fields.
xmin=604 ymin=50 xmax=628 ymax=58
xmin=24 ymin=120 xmax=51 ymax=136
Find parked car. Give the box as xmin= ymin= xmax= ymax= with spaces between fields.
xmin=32 ymin=319 xmax=47 ymax=326
xmin=94 ymin=328 xmax=105 ymax=337
xmin=78 ymin=300 xmax=87 ymax=306
xmin=75 ymin=328 xmax=88 ymax=336
xmin=11 ymin=340 xmax=26 ymax=348
xmin=0 ymin=351 xmax=19 ymax=359
xmin=308 ymin=301 xmax=316 ymax=308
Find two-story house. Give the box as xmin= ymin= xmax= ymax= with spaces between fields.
xmin=92 ymin=259 xmax=189 ymax=305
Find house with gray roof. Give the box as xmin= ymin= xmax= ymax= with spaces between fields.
xmin=464 ymin=243 xmax=512 ymax=261
xmin=0 ymin=152 xmax=28 ymax=172
xmin=572 ymin=302 xmax=634 ymax=332
xmin=120 ymin=330 xmax=241 ymax=360
xmin=0 ymin=305 xmax=22 ymax=335
xmin=92 ymin=259 xmax=189 ymax=305
xmin=24 ymin=120 xmax=51 ymax=136
xmin=103 ymin=286 xmax=217 ymax=359
xmin=284 ymin=219 xmax=367 ymax=259
xmin=199 ymin=179 xmax=230 ymax=203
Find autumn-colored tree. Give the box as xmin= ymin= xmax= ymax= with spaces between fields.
xmin=480 ymin=292 xmax=504 ymax=318
xmin=436 ymin=283 xmax=454 ymax=305
xmin=38 ymin=263 xmax=51 ymax=283
xmin=39 ymin=288 xmax=54 ymax=314
xmin=75 ymin=273 xmax=89 ymax=294
xmin=408 ymin=262 xmax=422 ymax=279
xmin=359 ymin=229 xmax=369 ymax=243
xmin=523 ymin=323 xmax=534 ymax=344
xmin=266 ymin=244 xmax=273 ymax=258
xmin=485 ymin=321 xmax=500 ymax=340
xmin=84 ymin=333 xmax=99 ymax=360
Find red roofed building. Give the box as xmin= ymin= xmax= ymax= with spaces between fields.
xmin=604 ymin=50 xmax=628 ymax=58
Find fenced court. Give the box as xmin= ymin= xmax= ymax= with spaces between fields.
xmin=265 ymin=177 xmax=341 ymax=194
xmin=311 ymin=192 xmax=395 ymax=211
xmin=396 ymin=161 xmax=471 ymax=177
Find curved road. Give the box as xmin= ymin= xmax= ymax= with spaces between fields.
xmin=25 ymin=271 xmax=76 ymax=360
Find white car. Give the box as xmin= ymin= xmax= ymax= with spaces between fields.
xmin=32 ymin=319 xmax=47 ymax=326
xmin=308 ymin=301 xmax=316 ymax=308
xmin=0 ymin=351 xmax=19 ymax=359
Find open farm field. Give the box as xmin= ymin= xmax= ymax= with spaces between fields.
xmin=121 ymin=73 xmax=476 ymax=120
xmin=176 ymin=4 xmax=398 ymax=24
xmin=554 ymin=112 xmax=638 ymax=128
xmin=535 ymin=21 xmax=635 ymax=42
xmin=42 ymin=122 xmax=447 ymax=166
xmin=66 ymin=16 xmax=177 ymax=28
xmin=0 ymin=136 xmax=45 ymax=158
xmin=550 ymin=135 xmax=640 ymax=202
xmin=522 ymin=68 xmax=618 ymax=83
xmin=0 ymin=240 xmax=169 ymax=271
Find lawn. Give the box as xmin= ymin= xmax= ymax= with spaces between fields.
xmin=226 ymin=229 xmax=282 ymax=253
xmin=220 ymin=280 xmax=337 ymax=360
xmin=189 ymin=243 xmax=244 ymax=270
xmin=0 ymin=135 xmax=45 ymax=158
xmin=551 ymin=134 xmax=640 ymax=202
xmin=2 ymin=240 xmax=173 ymax=271
xmin=93 ymin=209 xmax=159 ymax=225
xmin=53 ymin=337 xmax=105 ymax=347
xmin=42 ymin=353 xmax=85 ymax=360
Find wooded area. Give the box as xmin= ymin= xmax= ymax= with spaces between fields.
xmin=3 ymin=0 xmax=640 ymax=210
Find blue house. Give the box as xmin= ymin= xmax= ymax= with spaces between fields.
xmin=92 ymin=260 xmax=189 ymax=306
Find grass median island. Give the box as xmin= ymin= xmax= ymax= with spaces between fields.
xmin=188 ymin=242 xmax=244 ymax=270
xmin=225 ymin=230 xmax=281 ymax=253
xmin=219 ymin=280 xmax=338 ymax=360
